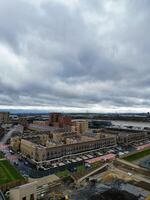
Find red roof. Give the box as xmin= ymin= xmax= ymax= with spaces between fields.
xmin=137 ymin=143 xmax=150 ymax=150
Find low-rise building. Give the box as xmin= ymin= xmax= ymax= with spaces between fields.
xmin=11 ymin=136 xmax=21 ymax=151
xmin=32 ymin=120 xmax=49 ymax=126
xmin=102 ymin=127 xmax=149 ymax=145
xmin=9 ymin=182 xmax=37 ymax=200
xmin=9 ymin=175 xmax=60 ymax=200
xmin=117 ymin=132 xmax=149 ymax=145
xmin=71 ymin=120 xmax=88 ymax=134
xmin=0 ymin=112 xmax=9 ymax=123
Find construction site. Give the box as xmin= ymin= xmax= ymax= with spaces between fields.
xmin=43 ymin=148 xmax=150 ymax=200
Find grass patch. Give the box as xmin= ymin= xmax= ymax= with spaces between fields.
xmin=55 ymin=162 xmax=103 ymax=178
xmin=0 ymin=160 xmax=24 ymax=185
xmin=56 ymin=165 xmax=86 ymax=177
xmin=123 ymin=148 xmax=150 ymax=162
xmin=0 ymin=151 xmax=4 ymax=159
xmin=56 ymin=169 xmax=70 ymax=178
xmin=77 ymin=164 xmax=85 ymax=172
xmin=91 ymin=161 xmax=102 ymax=169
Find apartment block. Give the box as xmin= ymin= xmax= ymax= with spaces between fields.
xmin=71 ymin=120 xmax=88 ymax=134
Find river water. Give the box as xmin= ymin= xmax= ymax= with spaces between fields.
xmin=111 ymin=121 xmax=150 ymax=128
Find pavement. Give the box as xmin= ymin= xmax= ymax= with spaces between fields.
xmin=29 ymin=174 xmax=60 ymax=186
xmin=111 ymin=167 xmax=150 ymax=184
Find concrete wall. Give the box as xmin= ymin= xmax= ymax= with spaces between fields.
xmin=9 ymin=182 xmax=37 ymax=200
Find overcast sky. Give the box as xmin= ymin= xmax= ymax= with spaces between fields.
xmin=0 ymin=0 xmax=150 ymax=113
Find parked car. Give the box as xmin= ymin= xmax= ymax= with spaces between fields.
xmin=67 ymin=166 xmax=77 ymax=172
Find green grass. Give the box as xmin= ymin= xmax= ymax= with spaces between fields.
xmin=77 ymin=164 xmax=85 ymax=172
xmin=56 ymin=162 xmax=103 ymax=178
xmin=123 ymin=148 xmax=150 ymax=162
xmin=56 ymin=169 xmax=70 ymax=177
xmin=91 ymin=161 xmax=102 ymax=168
xmin=0 ymin=151 xmax=4 ymax=159
xmin=56 ymin=165 xmax=86 ymax=177
xmin=0 ymin=160 xmax=24 ymax=185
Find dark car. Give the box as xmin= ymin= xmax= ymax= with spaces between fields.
xmin=18 ymin=157 xmax=23 ymax=161
xmin=67 ymin=166 xmax=77 ymax=172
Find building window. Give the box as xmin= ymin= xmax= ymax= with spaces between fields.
xmin=22 ymin=197 xmax=26 ymax=200
xmin=30 ymin=194 xmax=34 ymax=200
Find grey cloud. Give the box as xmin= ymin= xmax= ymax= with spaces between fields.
xmin=0 ymin=0 xmax=150 ymax=112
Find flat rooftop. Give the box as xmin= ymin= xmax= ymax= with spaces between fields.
xmin=29 ymin=124 xmax=63 ymax=132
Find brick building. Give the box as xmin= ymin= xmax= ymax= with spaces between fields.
xmin=49 ymin=113 xmax=71 ymax=129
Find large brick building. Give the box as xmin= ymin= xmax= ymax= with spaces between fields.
xmin=49 ymin=113 xmax=71 ymax=128
xmin=11 ymin=133 xmax=116 ymax=164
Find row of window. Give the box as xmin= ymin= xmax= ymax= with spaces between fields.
xmin=46 ymin=139 xmax=116 ymax=159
